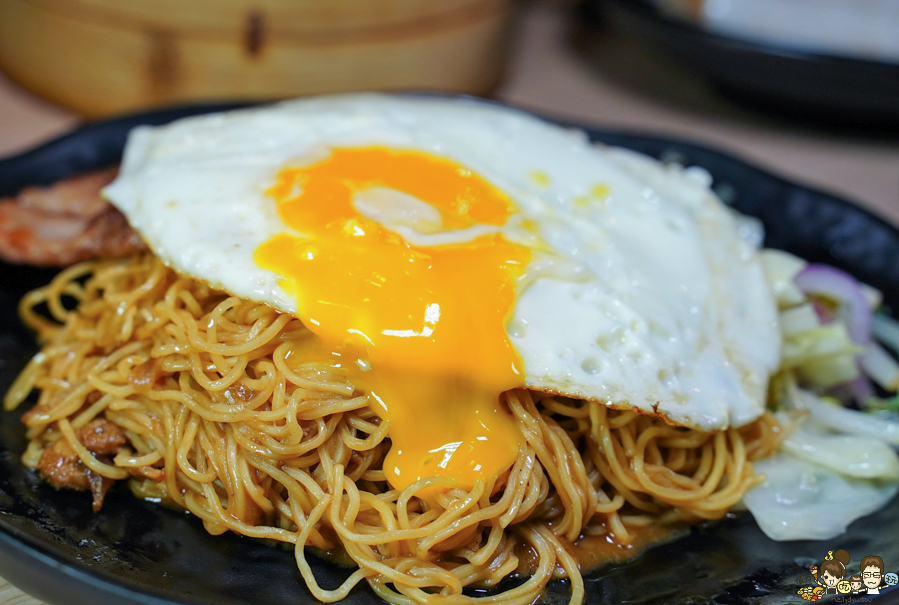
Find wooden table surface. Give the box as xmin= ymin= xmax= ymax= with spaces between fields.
xmin=1 ymin=2 xmax=897 ymax=603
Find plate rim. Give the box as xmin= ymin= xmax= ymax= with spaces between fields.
xmin=601 ymin=0 xmax=899 ymax=71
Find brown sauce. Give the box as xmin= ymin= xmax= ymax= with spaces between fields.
xmin=516 ymin=521 xmax=688 ymax=575
xmin=567 ymin=522 xmax=688 ymax=573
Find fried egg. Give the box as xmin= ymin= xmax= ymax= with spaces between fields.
xmin=104 ymin=94 xmax=780 ymax=493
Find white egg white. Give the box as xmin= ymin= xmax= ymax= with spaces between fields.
xmin=104 ymin=93 xmax=781 ymax=432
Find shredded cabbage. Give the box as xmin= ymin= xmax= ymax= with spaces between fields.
xmin=743 ymin=257 xmax=899 ymax=541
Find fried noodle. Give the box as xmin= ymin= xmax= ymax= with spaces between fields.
xmin=4 ymin=253 xmax=783 ymax=605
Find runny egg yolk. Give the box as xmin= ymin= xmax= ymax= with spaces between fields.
xmin=255 ymin=147 xmax=529 ymax=496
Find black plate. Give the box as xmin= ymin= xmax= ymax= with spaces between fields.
xmin=1 ymin=102 xmax=898 ymax=605
xmin=586 ymin=0 xmax=899 ymax=129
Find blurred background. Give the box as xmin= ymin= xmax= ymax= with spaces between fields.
xmin=0 ymin=0 xmax=896 ymax=220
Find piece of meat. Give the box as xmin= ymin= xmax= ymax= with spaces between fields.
xmin=38 ymin=438 xmax=115 ymax=511
xmin=86 ymin=470 xmax=116 ymax=512
xmin=128 ymin=359 xmax=161 ymax=392
xmin=38 ymin=438 xmax=91 ymax=492
xmin=77 ymin=419 xmax=127 ymax=456
xmin=226 ymin=381 xmax=257 ymax=403
xmin=0 ymin=167 xmax=147 ymax=266
xmin=14 ymin=168 xmax=115 ymax=216
xmin=37 ymin=419 xmax=128 ymax=511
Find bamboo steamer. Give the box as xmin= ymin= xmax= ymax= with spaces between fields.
xmin=0 ymin=0 xmax=513 ymax=117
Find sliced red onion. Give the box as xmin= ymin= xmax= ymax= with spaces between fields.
xmin=794 ymin=264 xmax=873 ymax=346
xmin=847 ymin=374 xmax=874 ymax=404
xmin=794 ymin=264 xmax=882 ymax=406
xmin=811 ymin=299 xmax=836 ymax=324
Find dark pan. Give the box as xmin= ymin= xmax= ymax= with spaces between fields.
xmin=0 ymin=101 xmax=897 ymax=605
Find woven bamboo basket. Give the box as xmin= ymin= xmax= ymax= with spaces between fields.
xmin=0 ymin=0 xmax=513 ymax=116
